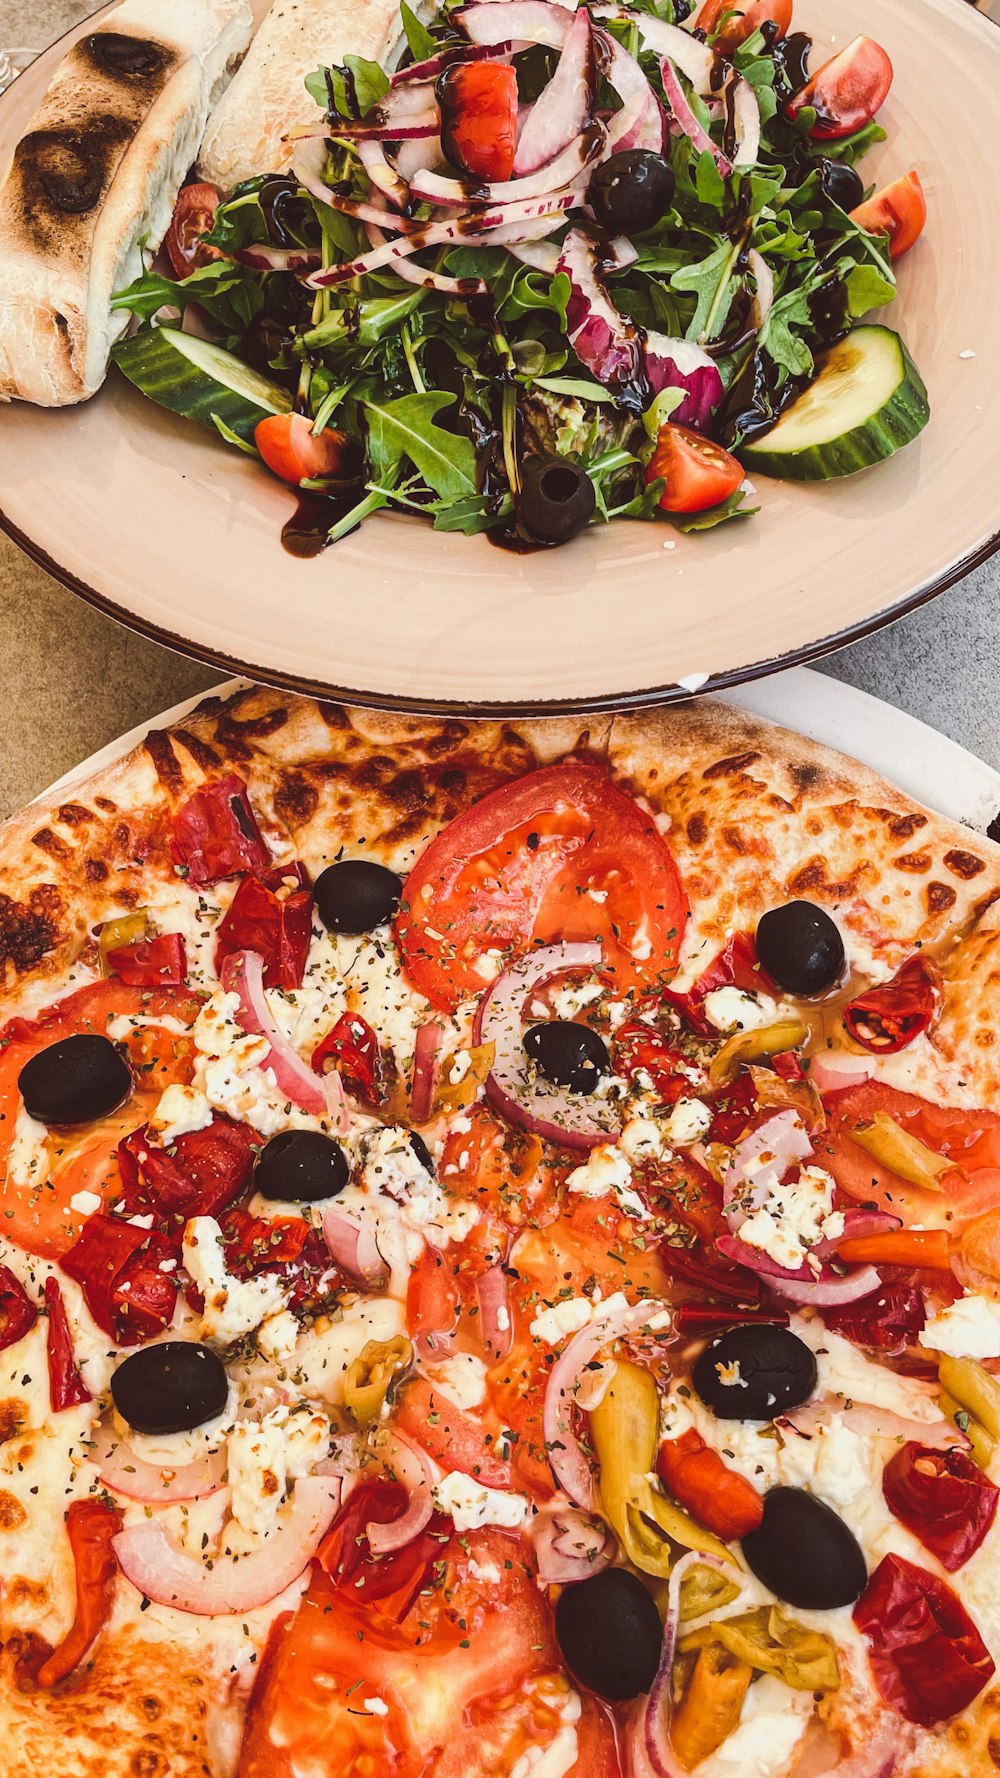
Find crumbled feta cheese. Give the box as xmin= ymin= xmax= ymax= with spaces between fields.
xmin=530 ymin=1297 xmax=593 ymax=1345
xmin=150 ymin=1083 xmax=213 ymax=1147
xmin=69 ymin=1189 xmax=103 ymax=1218
xmin=620 ymin=1118 xmax=666 ymax=1163
xmin=737 ymin=1165 xmax=837 ymax=1272
xmin=269 ymin=1404 xmax=332 ymax=1477
xmin=778 ymin=1415 xmax=871 ymax=1509
xmin=228 ymin=1416 xmax=288 ymax=1540
xmin=433 ymin=1472 xmax=530 ymax=1533
xmin=363 ymin=1698 xmax=389 ymax=1718
xmin=661 ymin=1097 xmax=712 ymax=1147
xmin=473 ymin=949 xmax=505 ymax=982
xmin=258 ymin=1308 xmax=301 ymax=1361
xmin=183 ymin=1216 xmax=290 ymax=1346
xmin=920 ymin=1293 xmax=1000 ymax=1359
xmin=550 ymin=981 xmax=605 ymax=1021
xmin=702 ymin=987 xmax=778 ymax=1034
xmin=6 ymin=1106 xmax=50 ymax=1191
xmin=362 ymin=1126 xmax=436 ymax=1209
xmin=426 ymin=1351 xmax=489 ymax=1410
xmin=565 ymin=1144 xmax=647 ymax=1218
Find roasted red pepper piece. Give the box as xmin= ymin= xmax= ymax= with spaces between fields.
xmin=171 ymin=774 xmax=271 ymax=885
xmin=612 ymin=1017 xmax=689 ymax=1104
xmin=437 ymin=61 xmax=518 ymax=183
xmin=104 ymin=933 xmax=188 ymax=987
xmin=843 ymin=956 xmax=940 ymax=1054
xmin=217 ymin=1208 xmax=334 ymax=1310
xmin=37 ymin=1499 xmax=123 ymax=1687
xmin=707 ymin=1070 xmax=759 ymax=1144
xmin=60 ymin=1215 xmax=177 ymax=1345
xmin=883 ymin=1443 xmax=999 ymax=1572
xmin=44 ymin=1277 xmax=91 ymax=1412
xmin=674 ymin=1304 xmax=789 ymax=1335
xmin=823 ymin=1281 xmax=926 ymax=1355
xmin=117 ymin=1114 xmax=258 ymax=1225
xmin=215 ymin=863 xmax=313 ymax=990
xmin=312 ymin=1011 xmax=382 ymax=1103
xmin=656 ymin=1429 xmax=765 ymax=1540
xmin=0 ymin=1265 xmax=38 ymax=1351
xmin=317 ymin=1480 xmax=449 ymax=1623
xmin=853 ymin=1553 xmax=995 ymax=1726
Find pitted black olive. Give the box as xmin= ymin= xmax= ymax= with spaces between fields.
xmin=556 ymin=1568 xmax=663 ymax=1700
xmin=742 ymin=1487 xmax=868 ymax=1610
xmin=18 ymin=1034 xmax=132 ymax=1127
xmin=517 ymin=456 xmax=596 ymax=545
xmin=254 ymin=1130 xmax=349 ymax=1203
xmin=314 ymin=860 xmax=403 ymax=934
xmin=755 ymin=900 xmax=845 ymax=996
xmin=523 ymin=1020 xmax=610 ymax=1094
xmin=819 ymin=158 xmax=865 ymax=212
xmin=587 ymin=150 xmax=676 ymax=236
xmin=111 ymin=1341 xmax=229 ymax=1436
xmin=692 ymin=1323 xmax=818 ymax=1421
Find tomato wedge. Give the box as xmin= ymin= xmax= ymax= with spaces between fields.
xmin=851 ymin=169 xmax=927 ymax=259
xmin=395 ymin=762 xmax=687 ymax=1011
xmin=786 ymin=36 xmax=893 ymax=139
xmin=437 ymin=62 xmax=519 ymax=183
xmin=817 ymin=1080 xmax=1000 ymax=1230
xmin=254 ymin=413 xmax=354 ymax=487
xmin=696 ymin=0 xmax=793 ymax=54
xmin=645 ymin=424 xmax=744 ymax=515
xmin=164 ymin=182 xmax=221 ymax=278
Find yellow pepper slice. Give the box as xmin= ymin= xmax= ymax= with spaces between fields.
xmin=344 ymin=1336 xmax=413 ymax=1427
xmin=99 ymin=909 xmax=149 ymax=973
xmin=847 ymin=1112 xmax=952 ymax=1193
xmin=938 ymin=1354 xmax=1000 ymax=1444
xmin=708 ymin=1020 xmax=808 ymax=1087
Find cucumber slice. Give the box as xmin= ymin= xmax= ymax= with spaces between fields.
xmin=112 ymin=326 xmax=291 ymax=443
xmin=741 ymin=325 xmax=929 ymax=481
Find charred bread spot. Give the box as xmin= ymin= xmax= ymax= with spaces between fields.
xmin=274 ymin=773 xmax=319 ymax=829
xmin=786 ymin=760 xmax=821 ymax=792
xmin=172 ymin=729 xmax=221 ymax=773
xmin=702 ymin=750 xmax=763 ymax=780
xmin=95 ymin=796 xmax=118 ymax=814
xmin=0 ymin=885 xmax=62 ymax=973
xmin=885 ymin=810 xmax=928 ymax=840
xmin=143 ymin=730 xmax=183 ymax=795
xmin=927 ymin=881 xmax=958 ymax=913
xmin=893 ymin=852 xmax=932 ymax=873
xmin=944 ymin=847 xmax=986 ymax=880
xmin=84 ymin=31 xmax=171 ymax=79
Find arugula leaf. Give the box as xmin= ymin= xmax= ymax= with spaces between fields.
xmin=671 ymin=239 xmax=738 ymax=342
xmin=695 ymin=151 xmax=727 ymax=211
xmin=111 ymin=261 xmax=263 ymax=331
xmin=844 ymin=262 xmax=895 ymax=318
xmin=642 ymin=386 xmax=685 ymax=441
xmin=669 ymin=487 xmax=760 ymax=531
xmin=534 ymin=376 xmax=614 ymax=402
xmin=760 ymin=285 xmax=815 ymax=378
xmin=363 ymin=392 xmax=477 ymax=499
xmin=211 ymin=415 xmax=259 ymax=456
xmin=304 ymin=290 xmax=426 ymax=350
xmin=432 ymin=494 xmax=498 ymax=533
xmin=304 ymin=67 xmax=329 ymax=107
xmin=400 ymin=1 xmax=438 ymax=64
xmin=345 ymin=56 xmax=391 ymax=115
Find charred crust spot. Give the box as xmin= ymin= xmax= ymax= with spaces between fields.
xmin=944 ymin=847 xmax=986 ymax=881
xmin=787 ymin=761 xmax=821 ymax=792
xmin=31 ymin=827 xmax=72 ymax=862
xmin=386 ymin=770 xmax=428 ymax=814
xmin=687 ymin=812 xmax=708 ymax=847
xmin=129 ymin=1751 xmax=166 ymax=1777
xmin=84 ymin=858 xmax=109 ymax=883
xmin=95 ymin=796 xmax=118 ymax=813
xmin=214 ymin=708 xmax=289 ymax=760
xmin=437 ymin=768 xmax=467 ymax=794
xmin=989 ymin=1738 xmax=1000 ymax=1770
xmin=113 ymin=821 xmax=132 ymax=850
xmin=274 ymin=773 xmax=319 ymax=829
xmin=893 ymin=852 xmax=932 ymax=874
xmin=15 ymin=124 xmax=124 ymax=216
xmin=426 ymin=724 xmax=470 ymax=757
xmin=0 ymin=1401 xmax=27 ymax=1444
xmin=0 ymin=1492 xmax=28 ymax=1530
xmin=0 ymin=885 xmax=62 ymax=973
xmin=926 ymin=881 xmax=958 ymax=914
xmin=172 ymin=729 xmax=221 ymax=773
xmin=885 ymin=810 xmax=928 ymax=840
xmin=354 ymin=755 xmax=396 ymax=792
xmin=722 ymin=826 xmax=747 ymax=855
xmin=141 ymin=1695 xmax=163 ymax=1722
xmin=55 ymin=802 xmax=93 ymax=828
xmin=143 ymin=729 xmax=183 ymax=794
xmin=84 ymin=31 xmax=170 ymax=78
xmin=703 ymin=750 xmax=762 ymax=781
xmin=317 ymin=701 xmax=352 ymax=730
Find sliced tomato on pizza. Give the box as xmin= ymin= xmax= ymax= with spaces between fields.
xmin=819 ymin=1080 xmax=1000 ymax=1229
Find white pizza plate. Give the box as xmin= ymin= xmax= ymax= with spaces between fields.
xmin=1 ymin=0 xmax=1000 ymax=714
xmin=33 ymin=668 xmax=1000 ymax=839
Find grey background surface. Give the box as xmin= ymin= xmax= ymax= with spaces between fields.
xmin=1 ymin=0 xmax=998 ymax=821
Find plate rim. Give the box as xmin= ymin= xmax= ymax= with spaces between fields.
xmin=3 ymin=1 xmax=1000 ymax=719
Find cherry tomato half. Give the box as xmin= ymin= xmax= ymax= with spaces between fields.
xmin=696 ymin=0 xmax=793 ymax=55
xmin=645 ymin=423 xmax=744 ymax=514
xmin=851 ymin=169 xmax=927 ymax=259
xmin=437 ymin=62 xmax=519 ymax=183
xmin=254 ymin=413 xmax=353 ymax=486
xmin=786 ymin=36 xmax=893 ymax=139
xmin=164 ymin=182 xmax=221 ymax=278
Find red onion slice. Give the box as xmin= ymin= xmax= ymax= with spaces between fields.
xmin=542 ymin=1297 xmax=670 ymax=1506
xmin=392 ymin=39 xmax=517 ymax=83
xmin=366 ymin=1430 xmax=434 ymax=1554
xmin=768 ymin=1264 xmax=883 ymax=1307
xmin=330 ymin=114 xmax=441 ymax=141
xmin=410 ymin=1020 xmax=444 ymax=1123
xmin=810 ymin=1057 xmax=873 ymax=1095
xmin=723 ymin=1111 xmax=814 ymax=1227
xmin=112 ymin=1475 xmax=341 ymax=1616
xmin=456 ymin=1 xmax=574 ymax=51
xmin=660 ymin=57 xmax=731 ymax=174
xmin=366 ymin=222 xmax=486 ymax=294
xmin=322 ymin=1207 xmax=389 ymax=1289
xmin=358 ymin=138 xmax=412 ymax=209
xmin=532 ymin=1502 xmax=616 ymax=1583
xmin=557 ymin=227 xmax=649 ymax=406
xmin=230 ymin=243 xmax=322 ymax=272
xmin=812 ymin=1207 xmax=902 ymax=1261
xmin=514 ymin=7 xmax=595 ymax=175
xmin=597 ymin=30 xmax=666 ymax=154
xmin=477 ymin=1263 xmax=513 ymax=1362
xmin=408 ymin=123 xmax=606 ymax=205
xmin=730 ymin=73 xmax=761 ymax=167
xmin=91 ymin=1423 xmax=227 ymax=1504
xmin=595 ymin=8 xmax=715 ymax=91
xmin=780 ymin=1397 xmax=967 ymax=1453
xmin=787 ymin=1712 xmax=906 ymax=1778
xmin=509 ymin=239 xmax=561 ymax=272
xmin=474 ymin=940 xmax=621 ymax=1150
xmin=644 ymin=331 xmax=724 ymax=428
xmin=220 ymin=951 xmax=348 ymax=1132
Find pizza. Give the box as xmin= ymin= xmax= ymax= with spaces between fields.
xmin=2 ymin=687 xmax=1000 ymax=1778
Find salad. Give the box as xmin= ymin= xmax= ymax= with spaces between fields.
xmin=113 ymin=0 xmax=930 ymax=554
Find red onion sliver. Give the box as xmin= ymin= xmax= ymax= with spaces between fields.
xmin=768 ymin=1264 xmax=883 ymax=1307
xmin=230 ymin=243 xmax=322 ymax=272
xmin=542 ymin=1297 xmax=671 ymax=1506
xmin=322 ymin=1206 xmax=390 ymax=1289
xmin=91 ymin=1423 xmax=227 ymax=1504
xmin=366 ymin=222 xmax=484 ymax=294
xmin=532 ymin=1502 xmax=616 ymax=1584
xmin=456 ymin=1 xmax=574 ymax=52
xmin=407 ymin=123 xmax=606 ymax=206
xmin=392 ymin=39 xmax=517 ymax=83
xmin=358 ymin=137 xmax=412 ymax=209
xmin=112 ymin=1475 xmax=342 ymax=1616
xmin=660 ymin=56 xmax=731 ymax=174
xmin=723 ymin=1111 xmax=814 ymax=1227
xmin=477 ymin=1263 xmax=513 ymax=1362
xmin=730 ymin=72 xmax=761 ymax=167
xmin=643 ymin=1550 xmax=745 ymax=1778
xmin=514 ymin=7 xmax=594 ymax=175
xmin=366 ymin=1430 xmax=434 ymax=1555
xmin=558 ymin=226 xmax=648 ymax=404
xmin=780 ymin=1397 xmax=967 ymax=1453
xmin=410 ymin=1020 xmax=445 ymax=1122
xmin=597 ymin=29 xmax=666 ymax=155
xmin=747 ymin=246 xmax=774 ymax=330
xmin=220 ymin=950 xmax=348 ymax=1131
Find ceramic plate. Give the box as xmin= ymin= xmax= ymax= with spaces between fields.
xmin=2 ymin=0 xmax=999 ymax=714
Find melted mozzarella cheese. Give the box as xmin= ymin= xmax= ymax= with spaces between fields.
xmin=433 ymin=1472 xmax=530 ymax=1532
xmin=919 ymin=1293 xmax=1000 ymax=1359
xmin=273 ymin=1296 xmax=406 ymax=1405
xmin=693 ymin=1675 xmax=812 ymax=1778
xmin=565 ymin=1145 xmax=647 ymax=1219
xmin=6 ymin=1105 xmax=50 ymax=1192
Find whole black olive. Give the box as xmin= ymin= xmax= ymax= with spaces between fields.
xmin=517 ymin=456 xmax=596 ymax=545
xmin=523 ymin=1020 xmax=610 ymax=1094
xmin=314 ymin=859 xmax=403 ymax=934
xmin=693 ymin=1323 xmax=817 ymax=1421
xmin=556 ymin=1568 xmax=662 ymax=1700
xmin=111 ymin=1341 xmax=229 ymax=1436
xmin=254 ymin=1130 xmax=349 ymax=1203
xmin=18 ymin=1034 xmax=132 ymax=1127
xmin=742 ymin=1487 xmax=868 ymax=1610
xmin=587 ymin=150 xmax=676 ymax=236
xmin=819 ymin=158 xmax=865 ymax=212
xmin=755 ymin=900 xmax=845 ymax=997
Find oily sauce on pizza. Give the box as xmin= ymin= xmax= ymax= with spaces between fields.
xmin=2 ymin=715 xmax=1000 ymax=1778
